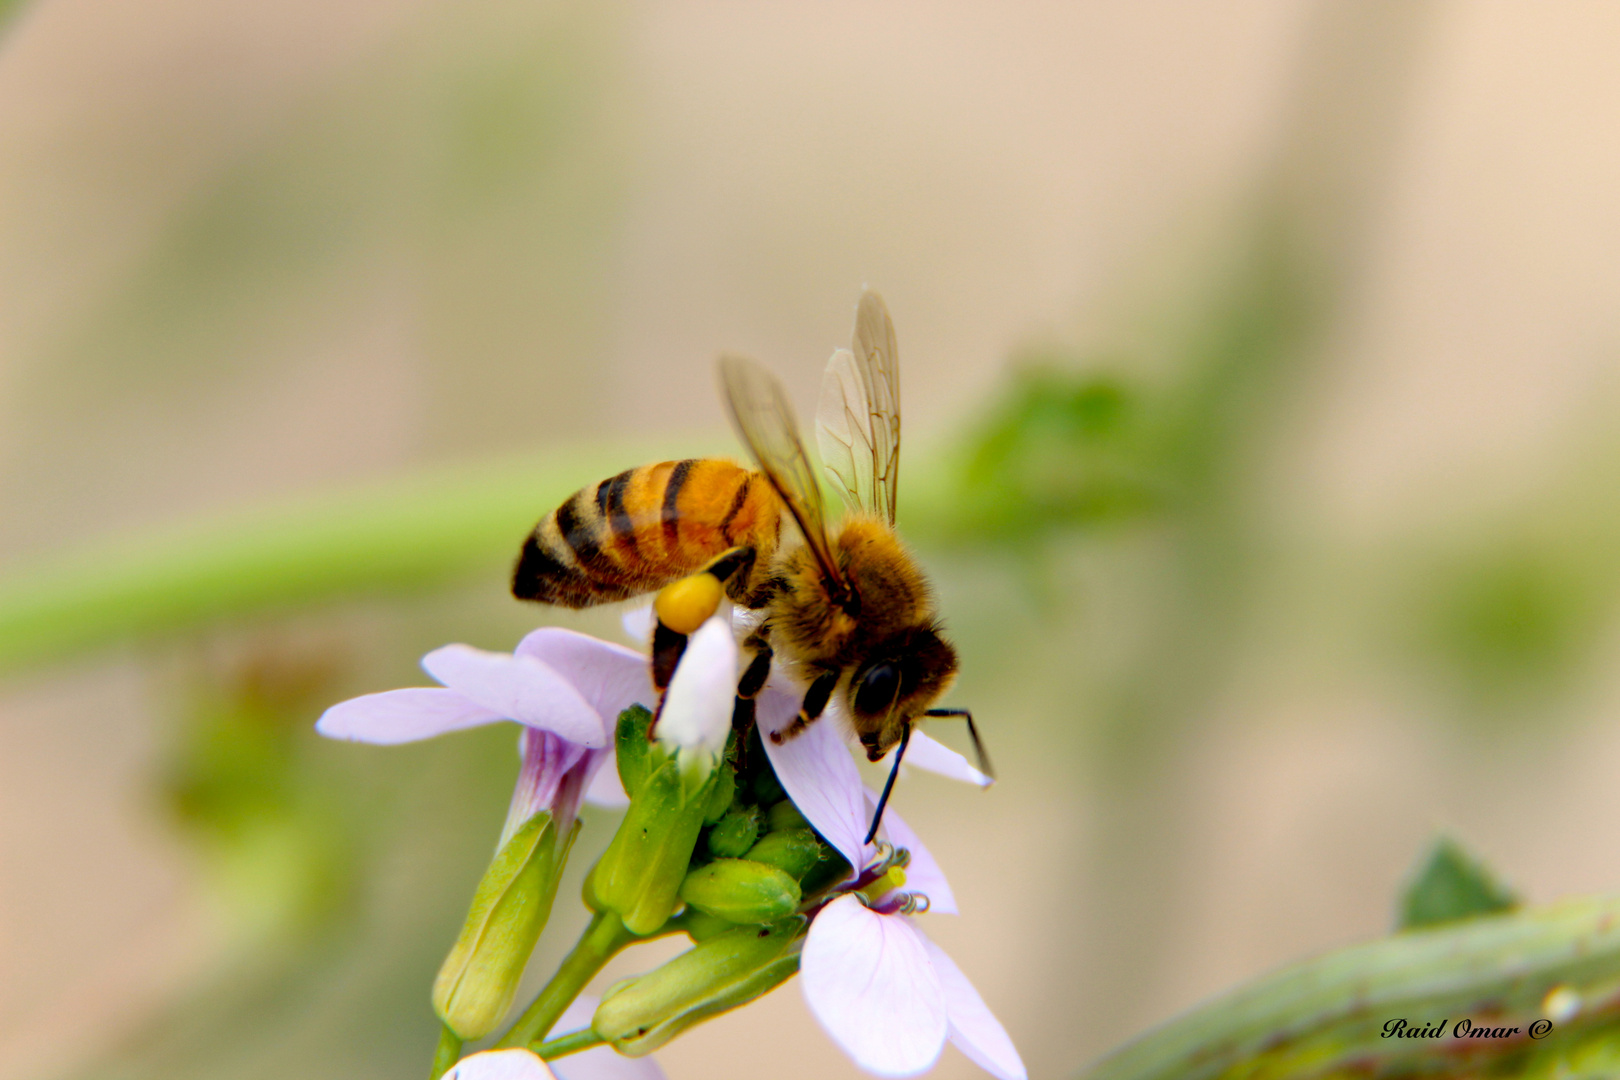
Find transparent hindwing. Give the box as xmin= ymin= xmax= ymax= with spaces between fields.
xmin=816 ymin=289 xmax=901 ymax=521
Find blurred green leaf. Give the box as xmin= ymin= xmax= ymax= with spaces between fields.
xmin=947 ymin=365 xmax=1164 ymax=543
xmin=1397 ymin=837 xmax=1518 ymax=930
xmin=1080 ymin=895 xmax=1620 ymax=1080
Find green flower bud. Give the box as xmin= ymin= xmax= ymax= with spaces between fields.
xmin=614 ymin=705 xmax=654 ymax=797
xmin=706 ymin=805 xmax=763 ymax=858
xmin=433 ymin=811 xmax=577 ymax=1039
xmin=677 ymin=908 xmax=735 ymax=942
xmin=744 ymin=828 xmax=823 ymax=880
xmin=594 ymin=919 xmax=804 ymax=1055
xmin=592 ymin=753 xmax=720 ymax=935
xmin=678 ymin=858 xmax=801 ymax=924
xmin=703 ymin=761 xmax=737 ymax=825
xmin=766 ymin=799 xmax=810 ymax=833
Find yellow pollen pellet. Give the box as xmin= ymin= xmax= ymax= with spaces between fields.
xmin=654 ymin=574 xmax=724 ymax=635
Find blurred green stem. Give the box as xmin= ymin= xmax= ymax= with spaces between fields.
xmin=536 ymin=1027 xmax=605 ymax=1060
xmin=0 ymin=442 xmax=712 ymax=674
xmin=497 ymin=910 xmax=634 ymax=1050
xmin=429 ymin=1025 xmax=462 ymax=1080
xmin=1080 ymin=894 xmax=1620 ymax=1080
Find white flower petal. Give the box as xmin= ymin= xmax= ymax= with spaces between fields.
xmin=423 ymin=645 xmax=606 ymax=749
xmin=446 ymin=1048 xmax=557 ymax=1080
xmin=758 ymin=684 xmax=869 ymax=871
xmin=922 ymin=937 xmax=1027 ymax=1080
xmin=316 ymin=688 xmax=505 ymax=744
xmin=656 ymin=615 xmax=736 ymax=755
xmin=548 ymin=996 xmax=668 ymax=1080
xmin=889 ymin=730 xmax=992 ymax=787
xmin=582 ymin=753 xmax=631 ymax=808
xmin=865 ymin=796 xmax=957 ymax=916
xmin=802 ymin=895 xmax=947 ymax=1077
xmin=517 ymin=628 xmax=654 ymax=726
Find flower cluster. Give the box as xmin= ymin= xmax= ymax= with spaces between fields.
xmin=318 ymin=609 xmax=1023 ymax=1079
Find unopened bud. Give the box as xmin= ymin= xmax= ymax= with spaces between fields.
xmin=594 ymin=919 xmax=804 ymax=1055
xmin=678 ymin=909 xmax=736 ymax=942
xmin=703 ymin=762 xmax=737 ymax=825
xmin=706 ymin=805 xmax=763 ymax=858
xmin=679 ymin=858 xmax=801 ymax=924
xmin=434 ymin=812 xmax=577 ymax=1039
xmin=613 ymin=706 xmax=654 ymax=799
xmin=744 ymin=828 xmax=823 ymax=880
xmin=591 ymin=755 xmax=720 ymax=935
xmin=766 ymin=799 xmax=810 ymax=833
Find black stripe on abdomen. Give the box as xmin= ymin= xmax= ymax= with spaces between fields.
xmin=557 ymin=490 xmax=612 ymax=578
xmin=512 ymin=533 xmax=577 ymax=602
xmin=604 ymin=468 xmax=638 ymax=559
xmin=661 ymin=459 xmax=695 ymax=552
xmin=719 ymin=474 xmax=751 ymax=542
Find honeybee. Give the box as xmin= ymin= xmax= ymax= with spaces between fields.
xmin=513 ymin=291 xmax=985 ymax=838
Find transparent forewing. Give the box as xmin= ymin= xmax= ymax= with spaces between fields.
xmin=719 ymin=354 xmax=847 ymax=591
xmin=816 ymin=289 xmax=901 ymax=522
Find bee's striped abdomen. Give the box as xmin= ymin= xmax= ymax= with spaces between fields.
xmin=513 ymin=459 xmax=782 ymax=609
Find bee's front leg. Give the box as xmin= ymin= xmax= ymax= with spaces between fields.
xmin=768 ymin=670 xmax=839 ymax=745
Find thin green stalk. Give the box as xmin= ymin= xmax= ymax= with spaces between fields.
xmin=536 ymin=1027 xmax=606 ymax=1060
xmin=497 ymin=911 xmax=634 ymax=1049
xmin=429 ymin=1024 xmax=463 ymax=1080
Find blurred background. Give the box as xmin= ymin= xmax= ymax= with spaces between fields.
xmin=6 ymin=1 xmax=1620 ymax=1077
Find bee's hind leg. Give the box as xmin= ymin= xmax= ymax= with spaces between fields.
xmin=648 ymin=546 xmax=757 ymax=693
xmin=768 ymin=670 xmax=839 ymax=745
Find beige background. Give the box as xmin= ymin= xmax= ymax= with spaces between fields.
xmin=7 ymin=2 xmax=1620 ymax=1078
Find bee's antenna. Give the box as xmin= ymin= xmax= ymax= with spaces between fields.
xmin=864 ymin=721 xmax=911 ymax=846
xmin=923 ymin=707 xmax=994 ymax=781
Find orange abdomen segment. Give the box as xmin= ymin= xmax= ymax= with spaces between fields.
xmin=512 ymin=459 xmax=782 ymax=609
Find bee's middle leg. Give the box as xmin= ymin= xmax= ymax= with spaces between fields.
xmin=769 ymin=670 xmax=840 ymax=745
xmin=729 ymin=636 xmax=773 ymax=770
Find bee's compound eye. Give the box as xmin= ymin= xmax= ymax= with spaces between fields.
xmin=855 ymin=663 xmax=900 ymax=715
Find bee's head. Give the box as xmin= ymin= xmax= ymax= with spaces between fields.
xmin=850 ymin=624 xmax=959 ymax=762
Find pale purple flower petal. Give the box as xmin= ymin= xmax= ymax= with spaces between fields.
xmin=802 ymin=895 xmax=947 ymax=1077
xmin=445 ymin=1048 xmax=557 ymax=1080
xmin=583 ymin=759 xmax=630 ymax=808
xmin=549 ymin=996 xmax=668 ymax=1080
xmin=922 ymin=938 xmax=1026 ymax=1080
xmin=866 ymin=796 xmax=957 ymax=916
xmin=501 ymin=728 xmax=599 ymax=846
xmin=621 ymin=603 xmax=655 ymax=645
xmin=516 ymin=628 xmax=654 ymax=725
xmin=899 ymin=730 xmax=992 ymax=787
xmin=422 ymin=645 xmax=607 ymax=749
xmin=656 ymin=614 xmax=736 ymax=759
xmin=316 ymin=688 xmax=505 ymax=744
xmin=758 ymin=684 xmax=870 ymax=871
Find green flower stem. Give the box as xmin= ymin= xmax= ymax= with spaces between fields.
xmin=497 ymin=910 xmax=635 ymax=1050
xmin=536 ymin=1027 xmax=605 ymax=1060
xmin=1081 ymin=894 xmax=1620 ymax=1080
xmin=429 ymin=1024 xmax=463 ymax=1080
